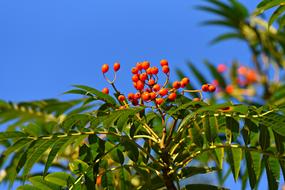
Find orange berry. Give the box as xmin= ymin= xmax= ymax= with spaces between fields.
xmin=208 ymin=85 xmax=216 ymax=92
xmin=118 ymin=95 xmax=125 ymax=102
xmin=153 ymin=84 xmax=161 ymax=92
xmin=102 ymin=87 xmax=109 ymax=94
xmin=149 ymin=92 xmax=156 ymax=100
xmin=136 ymin=80 xmax=144 ymax=91
xmin=181 ymin=77 xmax=190 ymax=87
xmin=160 ymin=59 xmax=168 ymax=66
xmin=151 ymin=67 xmax=159 ymax=75
xmin=246 ymin=69 xmax=257 ymax=83
xmin=131 ymin=67 xmax=139 ymax=74
xmin=238 ymin=66 xmax=247 ymax=75
xmin=141 ymin=92 xmax=150 ymax=101
xmin=217 ymin=64 xmax=227 ymax=73
xmin=148 ymin=79 xmax=155 ymax=86
xmin=134 ymin=92 xmax=141 ymax=99
xmin=159 ymin=88 xmax=168 ymax=97
xmin=226 ymin=85 xmax=234 ymax=94
xmin=172 ymin=81 xmax=181 ymax=89
xmin=168 ymin=92 xmax=177 ymax=101
xmin=101 ymin=64 xmax=109 ymax=73
xmin=113 ymin=62 xmax=120 ymax=72
xmin=136 ymin=62 xmax=143 ymax=70
xmin=162 ymin=65 xmax=170 ymax=74
xmin=146 ymin=68 xmax=152 ymax=75
xmin=142 ymin=61 xmax=150 ymax=70
xmin=155 ymin=98 xmax=164 ymax=105
xmin=202 ymin=84 xmax=209 ymax=92
xmin=96 ymin=175 xmax=102 ymax=185
xmin=193 ymin=98 xmax=200 ymax=102
xmin=128 ymin=93 xmax=135 ymax=100
xmin=139 ymin=73 xmax=148 ymax=81
xmin=132 ymin=74 xmax=139 ymax=82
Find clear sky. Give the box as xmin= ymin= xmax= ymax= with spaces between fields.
xmin=1 ymin=0 xmax=275 ymax=189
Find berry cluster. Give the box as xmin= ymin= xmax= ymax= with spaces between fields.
xmin=215 ymin=64 xmax=259 ymax=95
xmin=101 ymin=60 xmax=216 ymax=108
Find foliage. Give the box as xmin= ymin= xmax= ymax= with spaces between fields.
xmin=0 ymin=0 xmax=285 ymax=190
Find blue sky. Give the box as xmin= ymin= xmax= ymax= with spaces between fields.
xmin=1 ymin=0 xmax=275 ymax=189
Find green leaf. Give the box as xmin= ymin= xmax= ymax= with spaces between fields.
xmin=44 ymin=137 xmax=71 ymax=175
xmin=259 ymin=124 xmax=270 ymax=150
xmin=265 ymin=156 xmax=280 ymax=190
xmin=69 ymin=159 xmax=89 ymax=174
xmin=179 ymin=166 xmax=218 ymax=179
xmin=45 ymin=172 xmax=73 ymax=187
xmin=29 ymin=176 xmax=60 ymax=190
xmin=269 ymin=5 xmax=285 ymax=27
xmin=210 ymin=33 xmax=243 ymax=44
xmin=259 ymin=113 xmax=285 ymax=136
xmin=245 ymin=151 xmax=260 ymax=189
xmin=227 ymin=148 xmax=242 ymax=181
xmin=190 ymin=122 xmax=204 ymax=147
xmin=73 ymin=85 xmax=117 ymax=105
xmin=0 ymin=131 xmax=27 ymax=140
xmin=121 ymin=138 xmax=139 ymax=162
xmin=22 ymin=139 xmax=56 ymax=178
xmin=255 ymin=0 xmax=285 ymax=15
xmin=203 ymin=115 xmax=218 ymax=144
xmin=3 ymin=138 xmax=32 ymax=156
xmin=213 ymin=146 xmax=224 ymax=169
xmin=110 ymin=148 xmax=124 ymax=165
xmin=17 ymin=185 xmax=41 ymax=190
xmin=185 ymin=184 xmax=229 ymax=190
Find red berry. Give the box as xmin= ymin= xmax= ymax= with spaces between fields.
xmin=102 ymin=87 xmax=109 ymax=94
xmin=162 ymin=66 xmax=170 ymax=74
xmin=136 ymin=80 xmax=144 ymax=91
xmin=142 ymin=61 xmax=150 ymax=70
xmin=172 ymin=81 xmax=181 ymax=89
xmin=208 ymin=85 xmax=216 ymax=92
xmin=102 ymin=64 xmax=109 ymax=73
xmin=159 ymin=88 xmax=168 ymax=97
xmin=134 ymin=92 xmax=141 ymax=99
xmin=141 ymin=92 xmax=150 ymax=101
xmin=217 ymin=64 xmax=227 ymax=73
xmin=153 ymin=84 xmax=161 ymax=92
xmin=132 ymin=74 xmax=139 ymax=82
xmin=238 ymin=66 xmax=247 ymax=75
xmin=151 ymin=67 xmax=159 ymax=75
xmin=136 ymin=62 xmax=143 ymax=70
xmin=155 ymin=98 xmax=164 ymax=105
xmin=113 ymin=62 xmax=120 ymax=72
xmin=131 ymin=67 xmax=139 ymax=74
xmin=148 ymin=79 xmax=155 ymax=86
xmin=132 ymin=99 xmax=139 ymax=106
xmin=128 ymin=93 xmax=135 ymax=100
xmin=202 ymin=84 xmax=209 ymax=92
xmin=139 ymin=73 xmax=148 ymax=81
xmin=149 ymin=92 xmax=156 ymax=100
xmin=146 ymin=68 xmax=152 ymax=75
xmin=118 ymin=95 xmax=125 ymax=102
xmin=168 ymin=92 xmax=177 ymax=101
xmin=160 ymin=59 xmax=168 ymax=66
xmin=226 ymin=85 xmax=234 ymax=94
xmin=181 ymin=77 xmax=190 ymax=87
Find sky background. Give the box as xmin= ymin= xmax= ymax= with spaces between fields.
xmin=1 ymin=0 xmax=277 ymax=189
